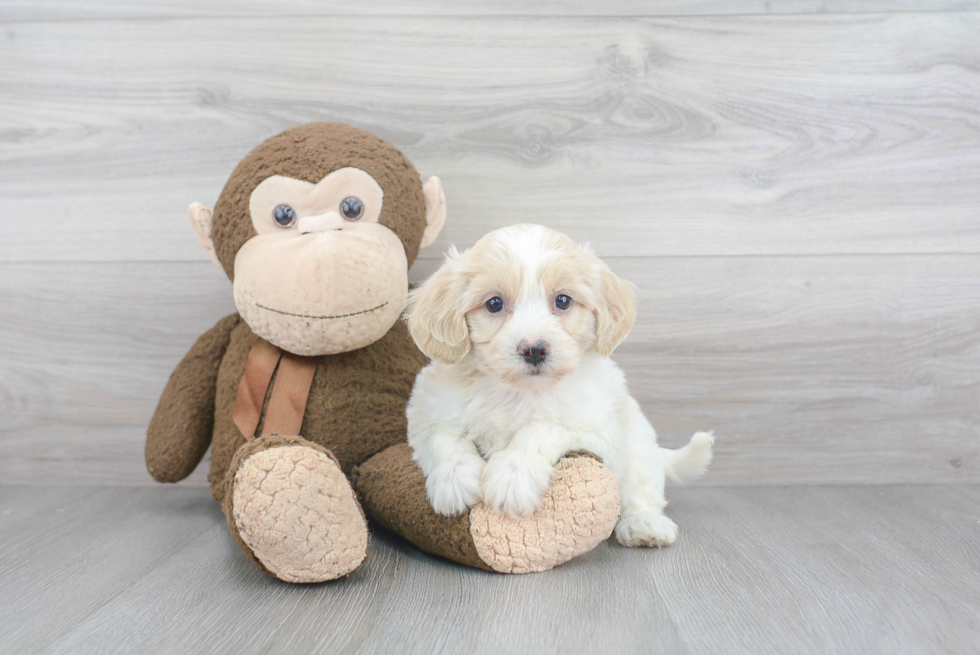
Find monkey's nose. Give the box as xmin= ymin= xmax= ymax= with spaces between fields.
xmin=519 ymin=341 xmax=549 ymax=366
xmin=298 ymin=212 xmax=344 ymax=234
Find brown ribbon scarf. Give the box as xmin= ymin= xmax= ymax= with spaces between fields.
xmin=232 ymin=339 xmax=320 ymax=440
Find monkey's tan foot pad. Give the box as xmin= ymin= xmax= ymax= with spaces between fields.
xmin=232 ymin=445 xmax=368 ymax=583
xmin=469 ymin=454 xmax=621 ymax=574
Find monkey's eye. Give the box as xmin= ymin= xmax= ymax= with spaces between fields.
xmin=272 ymin=204 xmax=297 ymax=228
xmin=555 ymin=294 xmax=572 ymax=310
xmin=340 ymin=196 xmax=364 ymax=221
xmin=485 ymin=297 xmax=504 ymax=313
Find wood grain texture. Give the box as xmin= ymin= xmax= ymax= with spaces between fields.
xmin=1 ymin=14 xmax=979 ymax=262
xmin=4 ymin=0 xmax=980 ymax=21
xmin=1 ymin=484 xmax=976 ymax=654
xmin=647 ymin=484 xmax=980 ymax=654
xmin=2 ymin=255 xmax=976 ymax=487
xmin=1 ymin=9 xmax=976 ymax=489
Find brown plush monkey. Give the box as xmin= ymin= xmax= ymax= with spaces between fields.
xmin=146 ymin=122 xmax=622 ymax=582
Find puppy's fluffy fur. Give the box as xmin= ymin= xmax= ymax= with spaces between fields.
xmin=405 ymin=224 xmax=713 ymax=547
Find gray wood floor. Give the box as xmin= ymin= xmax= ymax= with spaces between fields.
xmin=1 ymin=484 xmax=977 ymax=654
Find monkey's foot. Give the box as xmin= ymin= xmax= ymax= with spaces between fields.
xmin=469 ymin=452 xmax=621 ymax=573
xmin=226 ymin=435 xmax=368 ymax=583
xmin=354 ymin=445 xmax=620 ymax=574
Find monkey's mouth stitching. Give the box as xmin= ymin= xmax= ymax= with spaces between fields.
xmin=255 ymin=301 xmax=389 ymax=320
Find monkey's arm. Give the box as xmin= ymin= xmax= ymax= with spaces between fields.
xmin=146 ymin=313 xmax=240 ymax=482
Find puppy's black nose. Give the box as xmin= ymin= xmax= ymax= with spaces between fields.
xmin=520 ymin=342 xmax=549 ymax=366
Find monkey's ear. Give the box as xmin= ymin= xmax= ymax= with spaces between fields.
xmin=188 ymin=202 xmax=223 ymax=269
xmin=420 ymin=176 xmax=447 ymax=249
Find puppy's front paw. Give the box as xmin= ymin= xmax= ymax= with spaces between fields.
xmin=615 ymin=511 xmax=679 ymax=548
xmin=482 ymin=451 xmax=555 ymax=518
xmin=425 ymin=454 xmax=485 ymax=516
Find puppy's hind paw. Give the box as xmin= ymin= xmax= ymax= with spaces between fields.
xmin=615 ymin=511 xmax=679 ymax=548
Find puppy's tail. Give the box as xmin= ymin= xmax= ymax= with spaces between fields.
xmin=662 ymin=431 xmax=714 ymax=483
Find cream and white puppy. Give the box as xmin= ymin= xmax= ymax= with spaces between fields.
xmin=405 ymin=224 xmax=713 ymax=547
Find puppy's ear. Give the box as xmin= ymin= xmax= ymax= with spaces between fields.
xmin=593 ymin=264 xmax=637 ymax=357
xmin=406 ymin=258 xmax=471 ymax=364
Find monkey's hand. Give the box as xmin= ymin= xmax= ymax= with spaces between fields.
xmin=145 ymin=313 xmax=240 ymax=483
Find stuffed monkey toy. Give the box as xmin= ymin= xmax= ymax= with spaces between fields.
xmin=145 ymin=123 xmax=622 ymax=582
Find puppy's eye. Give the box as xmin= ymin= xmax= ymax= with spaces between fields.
xmin=555 ymin=294 xmax=572 ymax=310
xmin=485 ymin=297 xmax=504 ymax=313
xmin=272 ymin=204 xmax=297 ymax=228
xmin=340 ymin=196 xmax=364 ymax=221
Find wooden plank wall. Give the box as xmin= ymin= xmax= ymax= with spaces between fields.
xmin=1 ymin=2 xmax=977 ymax=486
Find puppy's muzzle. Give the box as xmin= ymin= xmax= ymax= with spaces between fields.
xmin=519 ymin=341 xmax=549 ymax=366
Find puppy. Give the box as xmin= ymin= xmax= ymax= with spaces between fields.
xmin=404 ymin=224 xmax=713 ymax=547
